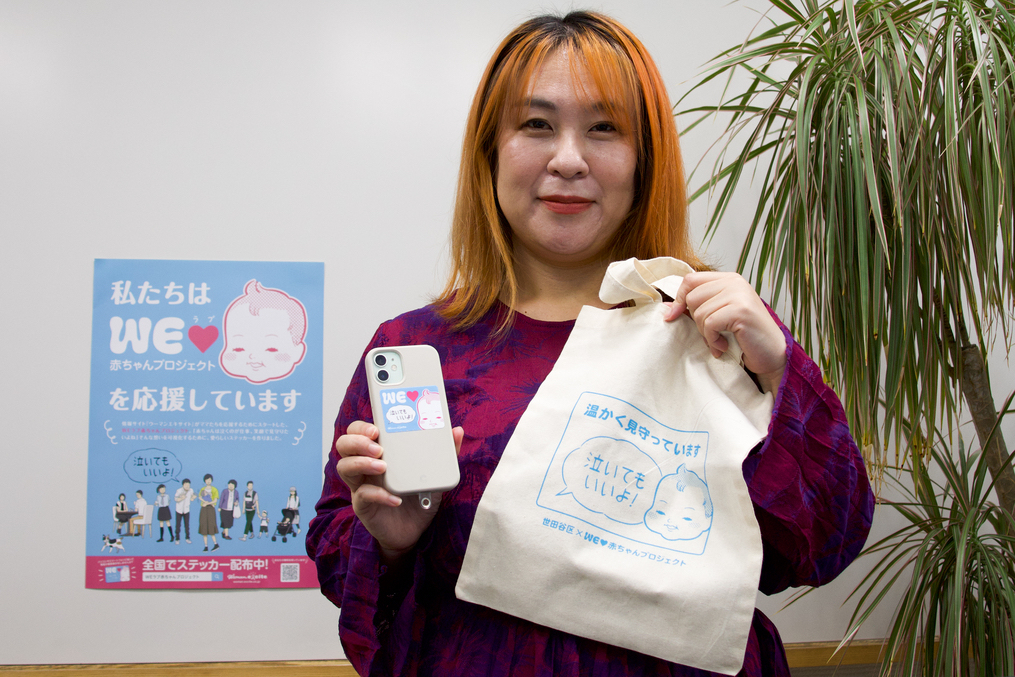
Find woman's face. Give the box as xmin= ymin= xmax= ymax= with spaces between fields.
xmin=496 ymin=49 xmax=637 ymax=270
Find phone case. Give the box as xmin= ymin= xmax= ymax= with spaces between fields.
xmin=365 ymin=344 xmax=460 ymax=496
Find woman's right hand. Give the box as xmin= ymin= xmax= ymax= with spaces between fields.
xmin=336 ymin=420 xmax=465 ymax=564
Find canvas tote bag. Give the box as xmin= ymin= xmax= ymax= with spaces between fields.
xmin=456 ymin=257 xmax=774 ymax=675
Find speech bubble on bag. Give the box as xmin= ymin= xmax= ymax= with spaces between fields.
xmin=557 ymin=436 xmax=663 ymax=525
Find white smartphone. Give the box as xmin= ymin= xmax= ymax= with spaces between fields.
xmin=365 ymin=344 xmax=460 ymax=501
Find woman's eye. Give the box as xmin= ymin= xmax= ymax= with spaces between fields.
xmin=232 ymin=348 xmax=245 ymax=353
xmin=590 ymin=122 xmax=617 ymax=133
xmin=523 ymin=118 xmax=551 ymax=131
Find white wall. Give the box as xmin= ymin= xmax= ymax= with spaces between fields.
xmin=2 ymin=0 xmax=1011 ymax=665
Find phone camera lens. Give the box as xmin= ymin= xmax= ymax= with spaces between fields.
xmin=377 ymin=369 xmax=389 ymax=382
xmin=374 ymin=354 xmax=387 ymax=367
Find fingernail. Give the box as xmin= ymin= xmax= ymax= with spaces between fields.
xmin=389 ymin=495 xmax=402 ymax=507
xmin=368 ymin=443 xmax=382 ymax=456
xmin=370 ymin=459 xmax=385 ymax=473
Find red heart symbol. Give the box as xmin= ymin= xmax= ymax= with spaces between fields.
xmin=188 ymin=325 xmax=219 ymax=353
xmin=406 ymin=390 xmax=419 ymax=402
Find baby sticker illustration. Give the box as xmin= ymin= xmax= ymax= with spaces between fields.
xmin=219 ymin=280 xmax=308 ymax=384
xmin=378 ymin=386 xmax=445 ymax=433
xmin=415 ymin=389 xmax=444 ymax=430
xmin=537 ymin=392 xmax=712 ymax=556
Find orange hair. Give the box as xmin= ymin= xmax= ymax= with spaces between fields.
xmin=435 ymin=11 xmax=704 ymax=330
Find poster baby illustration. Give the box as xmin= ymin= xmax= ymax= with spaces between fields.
xmin=643 ymin=465 xmax=713 ymax=541
xmin=415 ymin=389 xmax=444 ymax=430
xmin=220 ymin=280 xmax=308 ymax=384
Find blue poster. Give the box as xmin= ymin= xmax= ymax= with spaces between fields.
xmin=85 ymin=259 xmax=324 ymax=589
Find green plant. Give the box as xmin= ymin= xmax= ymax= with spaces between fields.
xmin=677 ymin=0 xmax=1015 ymax=517
xmin=843 ymin=390 xmax=1015 ymax=676
xmin=677 ymin=1 xmax=1015 ymax=673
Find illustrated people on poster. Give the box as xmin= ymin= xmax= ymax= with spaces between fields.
xmin=113 ymin=493 xmax=134 ymax=536
xmin=644 ymin=465 xmax=714 ymax=542
xmin=127 ymin=489 xmax=147 ymax=537
xmin=283 ymin=487 xmax=300 ymax=536
xmin=153 ymin=483 xmax=174 ymax=542
xmin=415 ymin=389 xmax=444 ymax=430
xmin=197 ymin=474 xmax=220 ymax=552
xmin=218 ymin=479 xmax=240 ymax=540
xmin=241 ymin=481 xmax=259 ymax=541
xmin=219 ymin=280 xmax=308 ymax=385
xmin=259 ymin=510 xmax=269 ymax=538
xmin=174 ymin=479 xmax=195 ymax=544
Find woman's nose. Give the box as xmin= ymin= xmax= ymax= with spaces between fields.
xmin=547 ymin=132 xmax=589 ymax=178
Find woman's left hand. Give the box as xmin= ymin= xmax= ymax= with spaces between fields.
xmin=663 ymin=271 xmax=787 ymax=395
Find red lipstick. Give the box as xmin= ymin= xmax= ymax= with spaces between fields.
xmin=541 ymin=195 xmax=593 ymax=215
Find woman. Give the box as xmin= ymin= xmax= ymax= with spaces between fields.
xmin=197 ymin=473 xmax=220 ymax=552
xmin=153 ymin=483 xmax=173 ymax=542
xmin=307 ymin=11 xmax=873 ymax=677
xmin=218 ymin=479 xmax=239 ymax=540
xmin=241 ymin=480 xmax=259 ymax=541
xmin=113 ymin=493 xmax=134 ymax=536
xmin=285 ymin=487 xmax=300 ymax=536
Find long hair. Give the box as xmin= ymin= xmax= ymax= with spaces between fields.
xmin=435 ymin=11 xmax=703 ymax=330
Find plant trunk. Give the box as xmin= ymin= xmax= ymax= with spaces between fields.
xmin=960 ymin=344 xmax=1015 ymax=521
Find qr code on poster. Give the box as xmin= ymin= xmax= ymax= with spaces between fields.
xmin=280 ymin=563 xmax=300 ymax=583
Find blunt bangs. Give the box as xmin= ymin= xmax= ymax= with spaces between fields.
xmin=479 ymin=19 xmax=644 ymax=164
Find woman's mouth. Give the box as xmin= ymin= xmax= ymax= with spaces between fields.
xmin=541 ymin=196 xmax=593 ymax=215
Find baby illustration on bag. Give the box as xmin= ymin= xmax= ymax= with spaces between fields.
xmin=536 ymin=392 xmax=716 ymax=556
xmin=643 ymin=465 xmax=713 ymax=541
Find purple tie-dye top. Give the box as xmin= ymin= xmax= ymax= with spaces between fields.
xmin=307 ymin=303 xmax=874 ymax=677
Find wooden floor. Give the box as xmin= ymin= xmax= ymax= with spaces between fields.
xmin=0 ymin=641 xmax=886 ymax=675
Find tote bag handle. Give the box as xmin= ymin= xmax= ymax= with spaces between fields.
xmin=599 ymin=257 xmax=695 ymax=306
xmin=599 ymin=257 xmax=746 ymax=364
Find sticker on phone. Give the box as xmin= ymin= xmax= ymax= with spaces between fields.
xmin=378 ymin=386 xmax=445 ymax=433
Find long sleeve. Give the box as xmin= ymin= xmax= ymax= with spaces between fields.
xmin=307 ymin=304 xmax=875 ymax=677
xmin=743 ymin=317 xmax=875 ymax=594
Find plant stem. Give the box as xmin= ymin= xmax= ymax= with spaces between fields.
xmin=960 ymin=344 xmax=1015 ymax=523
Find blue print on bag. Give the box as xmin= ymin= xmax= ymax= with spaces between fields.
xmin=536 ymin=392 xmax=711 ymax=556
